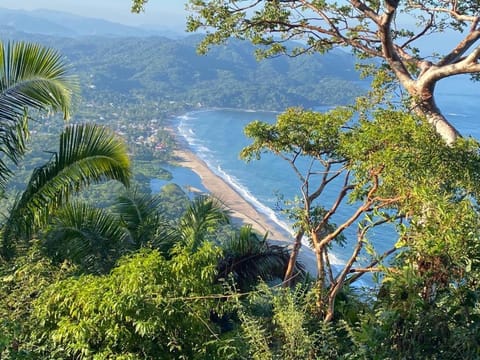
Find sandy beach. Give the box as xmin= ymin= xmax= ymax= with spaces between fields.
xmin=172 ymin=133 xmax=318 ymax=275
xmin=173 ymin=146 xmax=291 ymax=241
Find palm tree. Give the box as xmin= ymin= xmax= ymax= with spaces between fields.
xmin=113 ymin=186 xmax=173 ymax=251
xmin=0 ymin=41 xmax=78 ymax=193
xmin=44 ymin=201 xmax=129 ymax=274
xmin=177 ymin=195 xmax=230 ymax=252
xmin=218 ymin=225 xmax=305 ymax=291
xmin=172 ymin=196 xmax=303 ymax=290
xmin=1 ymin=123 xmax=131 ymax=258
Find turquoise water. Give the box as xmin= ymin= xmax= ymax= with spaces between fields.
xmin=165 ymin=76 xmax=480 ymax=265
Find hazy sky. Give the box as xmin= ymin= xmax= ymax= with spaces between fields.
xmin=0 ymin=1 xmax=464 ymax=53
xmin=0 ymin=1 xmax=188 ymax=29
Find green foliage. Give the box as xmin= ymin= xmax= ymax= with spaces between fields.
xmin=0 ymin=40 xmax=78 ymax=193
xmin=237 ymin=284 xmax=349 ymax=359
xmin=340 ymin=110 xmax=480 ymax=204
xmin=218 ymin=225 xmax=298 ymax=291
xmin=44 ymin=201 xmax=129 ymax=274
xmin=1 ymin=123 xmax=131 ymax=258
xmin=157 ymin=182 xmax=190 ymax=220
xmin=0 ymin=244 xmax=75 ymax=358
xmin=350 ymin=281 xmax=480 ymax=359
xmin=130 ymin=0 xmax=148 ymax=13
xmin=33 ymin=247 xmax=226 ymax=359
xmin=177 ymin=195 xmax=230 ymax=251
xmin=113 ymin=186 xmax=170 ymax=249
xmin=241 ymin=106 xmax=353 ymax=161
xmin=0 ymin=189 xmax=303 ymax=359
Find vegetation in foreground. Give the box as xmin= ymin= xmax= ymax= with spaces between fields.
xmin=2 ymin=0 xmax=480 ymax=356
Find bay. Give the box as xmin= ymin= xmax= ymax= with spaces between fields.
xmin=168 ymin=76 xmax=480 ymax=265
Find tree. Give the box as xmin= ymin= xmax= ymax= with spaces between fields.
xmin=236 ymin=283 xmax=349 ymax=359
xmin=44 ymin=202 xmax=129 ymax=274
xmin=218 ymin=224 xmax=300 ymax=291
xmin=0 ymin=41 xmax=77 ymax=193
xmin=241 ymin=105 xmax=480 ymax=322
xmin=144 ymin=0 xmax=480 ymax=144
xmin=32 ymin=247 xmax=227 ymax=359
xmin=113 ymin=186 xmax=171 ymax=250
xmin=1 ymin=123 xmax=131 ymax=259
xmin=177 ymin=195 xmax=231 ymax=252
xmin=241 ymin=107 xmax=354 ymax=287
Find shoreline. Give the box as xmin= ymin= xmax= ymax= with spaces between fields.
xmin=173 ymin=146 xmax=291 ymax=242
xmin=170 ymin=117 xmax=318 ymax=275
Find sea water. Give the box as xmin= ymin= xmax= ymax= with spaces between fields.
xmin=161 ymin=75 xmax=479 ymax=265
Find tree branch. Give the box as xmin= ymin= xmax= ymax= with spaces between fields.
xmin=438 ymin=30 xmax=480 ymax=66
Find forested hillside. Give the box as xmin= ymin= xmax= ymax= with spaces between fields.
xmin=5 ymin=1 xmax=480 ymax=357
xmin=1 ymin=30 xmax=364 ymax=110
xmin=70 ymin=35 xmax=364 ymax=109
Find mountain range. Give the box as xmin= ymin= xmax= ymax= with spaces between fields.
xmin=0 ymin=7 xmax=183 ymax=38
xmin=0 ymin=7 xmax=367 ymax=110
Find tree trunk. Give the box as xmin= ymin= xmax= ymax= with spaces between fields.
xmin=312 ymin=231 xmax=326 ymax=313
xmin=408 ymin=80 xmax=461 ymax=145
xmin=283 ymin=230 xmax=304 ymax=286
xmin=415 ymin=97 xmax=460 ymax=145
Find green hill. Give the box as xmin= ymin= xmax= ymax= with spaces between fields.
xmin=1 ymin=28 xmax=365 ymax=110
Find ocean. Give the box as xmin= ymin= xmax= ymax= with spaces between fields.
xmin=153 ymin=75 xmax=479 ymax=266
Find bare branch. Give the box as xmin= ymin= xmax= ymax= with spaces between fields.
xmin=348 ymin=267 xmax=382 ymax=273
xmin=438 ymin=30 xmax=480 ymax=66
xmin=349 ymin=0 xmax=382 ymax=25
xmin=400 ymin=12 xmax=434 ymax=51
xmin=347 ymin=246 xmax=398 ymax=284
xmin=314 ymin=171 xmax=354 ymax=235
xmin=324 ymin=246 xmax=335 ymax=285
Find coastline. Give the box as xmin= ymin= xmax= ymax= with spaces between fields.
xmin=170 ymin=117 xmax=318 ymax=275
xmin=173 ymin=145 xmax=291 ymax=242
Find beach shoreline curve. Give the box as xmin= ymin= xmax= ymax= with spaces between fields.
xmin=170 ymin=116 xmax=318 ymax=275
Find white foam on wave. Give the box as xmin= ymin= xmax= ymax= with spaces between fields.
xmin=212 ymin=162 xmax=345 ymax=265
xmin=177 ymin=125 xmax=212 ymax=157
xmin=177 ymin=125 xmax=195 ymax=145
xmin=176 ymin=111 xmax=343 ymax=266
xmin=447 ymin=112 xmax=469 ymax=118
xmin=216 ymin=165 xmax=294 ymax=235
xmin=177 ymin=114 xmax=195 ymax=121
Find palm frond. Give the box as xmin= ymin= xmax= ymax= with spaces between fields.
xmin=218 ymin=225 xmax=303 ymax=290
xmin=0 ymin=111 xmax=28 ymax=191
xmin=1 ymin=123 xmax=131 ymax=258
xmin=114 ymin=186 xmax=162 ymax=232
xmin=113 ymin=187 xmax=172 ymax=249
xmin=178 ymin=195 xmax=230 ymax=251
xmin=44 ymin=201 xmax=128 ymax=274
xmin=0 ymin=41 xmax=78 ymax=191
xmin=0 ymin=41 xmax=78 ymax=118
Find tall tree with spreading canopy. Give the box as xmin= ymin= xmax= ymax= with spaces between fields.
xmin=131 ymin=0 xmax=480 ymax=144
xmin=241 ymin=105 xmax=480 ymax=321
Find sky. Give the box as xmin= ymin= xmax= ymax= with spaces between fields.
xmin=0 ymin=0 xmax=188 ymax=29
xmin=0 ymin=1 xmax=465 ymax=54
